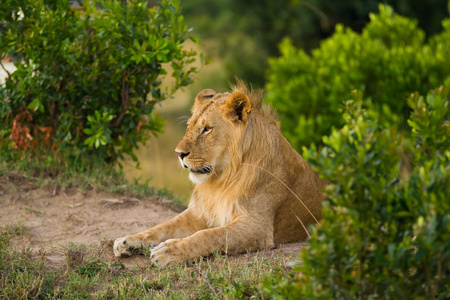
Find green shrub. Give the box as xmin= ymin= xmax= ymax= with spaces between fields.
xmin=265 ymin=4 xmax=450 ymax=149
xmin=183 ymin=0 xmax=449 ymax=88
xmin=0 ymin=0 xmax=200 ymax=163
xmin=262 ymin=87 xmax=450 ymax=299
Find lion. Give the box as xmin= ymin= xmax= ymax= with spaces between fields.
xmin=113 ymin=81 xmax=327 ymax=267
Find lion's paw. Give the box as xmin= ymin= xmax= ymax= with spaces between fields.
xmin=150 ymin=239 xmax=186 ymax=268
xmin=113 ymin=236 xmax=142 ymax=258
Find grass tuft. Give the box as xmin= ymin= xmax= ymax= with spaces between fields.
xmin=0 ymin=223 xmax=297 ymax=299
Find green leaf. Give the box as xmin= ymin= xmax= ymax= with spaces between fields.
xmin=83 ymin=128 xmax=94 ymax=135
xmin=133 ymin=39 xmax=140 ymax=49
xmin=189 ymin=36 xmax=200 ymax=45
xmin=84 ymin=137 xmax=95 ymax=147
xmin=27 ymin=99 xmax=43 ymax=112
xmin=205 ymin=57 xmax=213 ymax=65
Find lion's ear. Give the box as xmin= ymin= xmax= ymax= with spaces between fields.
xmin=192 ymin=89 xmax=216 ymax=111
xmin=223 ymin=92 xmax=251 ymax=123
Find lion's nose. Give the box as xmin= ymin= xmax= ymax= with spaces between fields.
xmin=175 ymin=151 xmax=189 ymax=160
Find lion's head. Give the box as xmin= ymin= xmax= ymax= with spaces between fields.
xmin=176 ymin=84 xmax=266 ymax=185
xmin=175 ymin=82 xmax=279 ymax=188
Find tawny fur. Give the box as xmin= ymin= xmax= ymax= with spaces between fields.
xmin=113 ymin=81 xmax=327 ymax=267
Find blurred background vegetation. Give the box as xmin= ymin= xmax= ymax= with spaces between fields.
xmin=183 ymin=0 xmax=449 ymax=88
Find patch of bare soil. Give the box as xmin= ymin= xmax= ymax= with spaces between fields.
xmin=0 ymin=174 xmax=305 ymax=270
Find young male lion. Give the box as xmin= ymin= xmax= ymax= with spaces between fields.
xmin=114 ymin=81 xmax=327 ymax=267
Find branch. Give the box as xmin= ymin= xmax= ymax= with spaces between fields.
xmin=301 ymin=1 xmax=330 ymax=31
xmin=432 ymin=251 xmax=443 ymax=298
xmin=112 ymin=71 xmax=130 ymax=128
xmin=0 ymin=57 xmax=13 ymax=82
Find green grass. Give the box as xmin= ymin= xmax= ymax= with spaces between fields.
xmin=0 ymin=223 xmax=295 ymax=299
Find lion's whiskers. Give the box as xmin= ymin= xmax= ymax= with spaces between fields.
xmin=177 ymin=115 xmax=190 ymax=124
xmin=241 ymin=163 xmax=320 ymax=225
xmin=209 ymin=165 xmax=217 ymax=177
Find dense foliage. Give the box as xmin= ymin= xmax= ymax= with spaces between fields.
xmin=0 ymin=0 xmax=199 ymax=163
xmin=262 ymin=87 xmax=450 ymax=299
xmin=183 ymin=0 xmax=448 ymax=87
xmin=265 ymin=4 xmax=450 ymax=149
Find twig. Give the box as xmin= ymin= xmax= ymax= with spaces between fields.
xmin=113 ymin=66 xmax=139 ymax=128
xmin=196 ymin=261 xmax=219 ymax=298
xmin=301 ymin=1 xmax=330 ymax=31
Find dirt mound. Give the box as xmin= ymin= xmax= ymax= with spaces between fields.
xmin=0 ymin=175 xmax=177 ymax=267
xmin=0 ymin=177 xmax=305 ymax=269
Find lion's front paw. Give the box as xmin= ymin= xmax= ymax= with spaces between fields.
xmin=150 ymin=239 xmax=186 ymax=268
xmin=113 ymin=236 xmax=143 ymax=258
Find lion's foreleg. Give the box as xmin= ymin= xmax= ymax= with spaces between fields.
xmin=150 ymin=217 xmax=275 ymax=267
xmin=113 ymin=208 xmax=206 ymax=257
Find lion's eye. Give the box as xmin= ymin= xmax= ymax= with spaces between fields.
xmin=202 ymin=126 xmax=212 ymax=134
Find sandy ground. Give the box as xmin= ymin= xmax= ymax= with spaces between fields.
xmin=0 ymin=172 xmax=305 ymax=269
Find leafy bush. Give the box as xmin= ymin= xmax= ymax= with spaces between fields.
xmin=0 ymin=0 xmax=200 ymax=163
xmin=265 ymin=4 xmax=450 ymax=149
xmin=261 ymin=87 xmax=450 ymax=299
xmin=183 ymin=0 xmax=449 ymax=88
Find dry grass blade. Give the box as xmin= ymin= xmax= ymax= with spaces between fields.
xmin=101 ymin=198 xmax=141 ymax=208
xmin=241 ymin=163 xmax=320 ymax=225
xmin=295 ymin=215 xmax=311 ymax=238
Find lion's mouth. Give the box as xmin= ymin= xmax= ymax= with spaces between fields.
xmin=189 ymin=166 xmax=212 ymax=175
